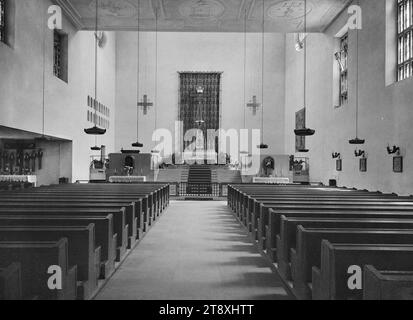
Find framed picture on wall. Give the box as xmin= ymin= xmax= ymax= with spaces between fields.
xmin=360 ymin=158 xmax=367 ymax=172
xmin=295 ymin=108 xmax=306 ymax=152
xmin=336 ymin=159 xmax=342 ymax=172
xmin=393 ymin=156 xmax=403 ymax=173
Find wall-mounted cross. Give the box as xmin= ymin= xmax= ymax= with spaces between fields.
xmin=138 ymin=95 xmax=154 ymax=115
xmin=247 ymin=96 xmax=261 ymax=116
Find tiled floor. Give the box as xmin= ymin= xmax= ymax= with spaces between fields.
xmin=95 ymin=201 xmax=289 ymax=300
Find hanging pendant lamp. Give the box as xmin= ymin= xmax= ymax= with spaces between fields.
xmin=294 ymin=0 xmax=315 ymax=137
xmin=132 ymin=0 xmax=144 ymax=148
xmin=85 ymin=0 xmax=106 ymax=137
xmin=349 ymin=4 xmax=365 ymax=145
xmin=257 ymin=0 xmax=268 ymax=149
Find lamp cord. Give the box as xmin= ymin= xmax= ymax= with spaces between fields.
xmin=356 ymin=12 xmax=359 ymax=138
xmin=303 ymin=0 xmax=307 ymax=114
xmin=94 ymin=0 xmax=99 ymax=147
xmin=94 ymin=0 xmax=98 ymax=125
xmin=243 ymin=8 xmax=247 ymax=129
xmin=261 ymin=0 xmax=265 ymax=142
xmin=42 ymin=1 xmax=46 ymax=137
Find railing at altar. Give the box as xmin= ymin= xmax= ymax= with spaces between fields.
xmin=109 ymin=176 xmax=147 ymax=183
xmin=176 ymin=182 xmax=227 ymax=197
xmin=252 ymin=177 xmax=291 ymax=185
xmin=0 ymin=175 xmax=37 ymax=187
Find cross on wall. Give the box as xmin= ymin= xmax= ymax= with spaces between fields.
xmin=138 ymin=95 xmax=154 ymax=115
xmin=247 ymin=96 xmax=261 ymax=116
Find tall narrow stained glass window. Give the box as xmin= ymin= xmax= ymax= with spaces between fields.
xmin=54 ymin=31 xmax=63 ymax=79
xmin=398 ymin=0 xmax=413 ymax=81
xmin=339 ymin=33 xmax=349 ymax=106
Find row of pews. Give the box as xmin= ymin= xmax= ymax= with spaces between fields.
xmin=0 ymin=183 xmax=170 ymax=300
xmin=228 ymin=184 xmax=413 ymax=300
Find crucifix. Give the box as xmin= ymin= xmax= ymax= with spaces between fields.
xmin=138 ymin=95 xmax=154 ymax=115
xmin=247 ymin=96 xmax=261 ymax=116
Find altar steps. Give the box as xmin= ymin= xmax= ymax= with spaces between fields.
xmin=187 ymin=166 xmax=212 ymax=195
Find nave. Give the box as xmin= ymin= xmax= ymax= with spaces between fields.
xmin=96 ymin=201 xmax=289 ymax=300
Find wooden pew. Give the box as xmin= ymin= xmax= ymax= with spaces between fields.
xmin=243 ymin=194 xmax=411 ymax=229
xmin=277 ymin=216 xmax=413 ymax=278
xmin=3 ymin=192 xmax=152 ymax=225
xmin=0 ymin=206 xmax=128 ymax=260
xmin=312 ymin=242 xmax=413 ymax=300
xmin=363 ymin=265 xmax=413 ymax=300
xmin=229 ymin=185 xmax=406 ymax=221
xmin=0 ymin=195 xmax=144 ymax=242
xmin=228 ymin=185 xmax=384 ymax=214
xmin=256 ymin=201 xmax=413 ymax=248
xmin=0 ymin=214 xmax=115 ymax=278
xmin=232 ymin=189 xmax=405 ymax=231
xmin=240 ymin=192 xmax=407 ymax=223
xmin=291 ymin=227 xmax=413 ymax=299
xmin=0 ymin=263 xmax=22 ymax=300
xmin=263 ymin=205 xmax=413 ymax=256
xmin=0 ymin=183 xmax=170 ymax=300
xmin=0 ymin=239 xmax=77 ymax=300
xmin=0 ymin=225 xmax=99 ymax=300
xmin=266 ymin=208 xmax=413 ymax=249
xmin=8 ymin=183 xmax=169 ymax=220
xmin=36 ymin=183 xmax=170 ymax=216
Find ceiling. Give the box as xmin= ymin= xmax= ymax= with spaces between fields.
xmin=56 ymin=0 xmax=351 ymax=33
xmin=0 ymin=126 xmax=70 ymax=142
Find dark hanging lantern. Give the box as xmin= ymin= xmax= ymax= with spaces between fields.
xmin=85 ymin=0 xmax=107 ymax=136
xmin=349 ymin=137 xmax=365 ymax=145
xmin=294 ymin=128 xmax=315 ymax=137
xmin=294 ymin=0 xmax=315 ymax=138
xmin=91 ymin=145 xmax=101 ymax=151
xmin=349 ymin=12 xmax=365 ymax=146
xmin=85 ymin=126 xmax=106 ymax=135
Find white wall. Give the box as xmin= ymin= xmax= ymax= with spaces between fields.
xmin=115 ymin=31 xmax=286 ymax=159
xmin=0 ymin=0 xmax=117 ymax=183
xmin=284 ymin=0 xmax=413 ymax=195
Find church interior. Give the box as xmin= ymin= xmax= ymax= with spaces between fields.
xmin=1 ymin=0 xmax=413 ymax=301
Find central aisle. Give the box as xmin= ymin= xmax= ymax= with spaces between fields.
xmin=96 ymin=201 xmax=289 ymax=300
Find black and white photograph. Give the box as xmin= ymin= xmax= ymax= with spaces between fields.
xmin=1 ymin=0 xmax=413 ymax=307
